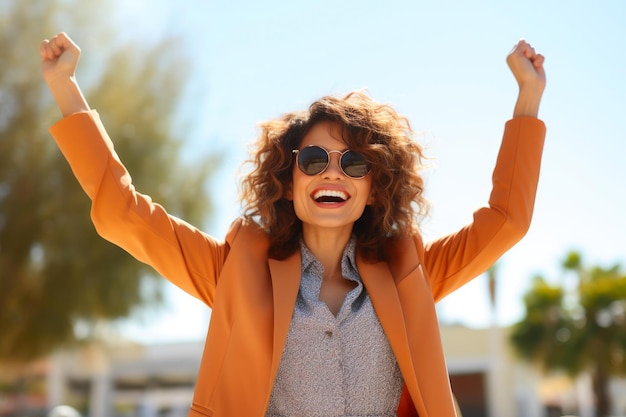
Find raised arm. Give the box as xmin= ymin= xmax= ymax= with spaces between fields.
xmin=39 ymin=33 xmax=228 ymax=307
xmin=507 ymin=39 xmax=546 ymax=118
xmin=40 ymin=32 xmax=90 ymax=116
xmin=424 ymin=40 xmax=547 ymax=301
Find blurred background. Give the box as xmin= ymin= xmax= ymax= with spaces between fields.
xmin=1 ymin=0 xmax=625 ymax=416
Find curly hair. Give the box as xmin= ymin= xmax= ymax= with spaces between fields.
xmin=239 ymin=91 xmax=428 ymax=261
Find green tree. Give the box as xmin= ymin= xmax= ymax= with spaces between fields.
xmin=510 ymin=251 xmax=626 ymax=417
xmin=0 ymin=1 xmax=219 ymax=361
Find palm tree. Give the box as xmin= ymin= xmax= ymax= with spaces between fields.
xmin=510 ymin=251 xmax=626 ymax=417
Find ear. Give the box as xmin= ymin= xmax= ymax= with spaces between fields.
xmin=367 ymin=189 xmax=375 ymax=205
xmin=285 ymin=184 xmax=293 ymax=201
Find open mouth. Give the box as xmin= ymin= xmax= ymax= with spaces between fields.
xmin=312 ymin=189 xmax=349 ymax=204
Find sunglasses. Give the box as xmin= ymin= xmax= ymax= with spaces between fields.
xmin=292 ymin=145 xmax=371 ymax=179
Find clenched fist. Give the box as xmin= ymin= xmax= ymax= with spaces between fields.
xmin=507 ymin=39 xmax=546 ymax=94
xmin=40 ymin=32 xmax=81 ymax=83
xmin=39 ymin=32 xmax=89 ymax=116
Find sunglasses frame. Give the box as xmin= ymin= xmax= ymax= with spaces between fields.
xmin=292 ymin=145 xmax=371 ymax=179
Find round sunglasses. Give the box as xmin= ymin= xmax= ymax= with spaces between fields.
xmin=292 ymin=145 xmax=371 ymax=179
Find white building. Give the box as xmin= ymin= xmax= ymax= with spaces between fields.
xmin=2 ymin=325 xmax=625 ymax=417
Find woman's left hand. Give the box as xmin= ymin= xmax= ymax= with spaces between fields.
xmin=507 ymin=39 xmax=546 ymax=94
xmin=507 ymin=40 xmax=546 ymax=118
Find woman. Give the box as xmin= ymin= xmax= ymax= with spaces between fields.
xmin=40 ymin=32 xmax=546 ymax=417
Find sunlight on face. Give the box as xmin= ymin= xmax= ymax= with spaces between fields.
xmin=290 ymin=121 xmax=373 ymax=236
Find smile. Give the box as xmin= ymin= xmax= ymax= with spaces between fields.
xmin=312 ymin=189 xmax=350 ymax=204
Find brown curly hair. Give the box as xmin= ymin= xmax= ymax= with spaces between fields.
xmin=240 ymin=91 xmax=428 ymax=261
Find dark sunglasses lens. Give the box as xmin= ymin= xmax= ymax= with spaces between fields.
xmin=341 ymin=151 xmax=370 ymax=178
xmin=298 ymin=146 xmax=329 ymax=175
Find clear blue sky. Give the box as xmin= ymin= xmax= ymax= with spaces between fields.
xmin=108 ymin=0 xmax=626 ymax=343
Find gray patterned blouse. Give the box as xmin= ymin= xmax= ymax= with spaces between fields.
xmin=265 ymin=237 xmax=404 ymax=417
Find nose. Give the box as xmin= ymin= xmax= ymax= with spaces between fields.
xmin=322 ymin=152 xmax=344 ymax=179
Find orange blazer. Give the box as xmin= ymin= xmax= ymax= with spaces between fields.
xmin=50 ymin=112 xmax=545 ymax=417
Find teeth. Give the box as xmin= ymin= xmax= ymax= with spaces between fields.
xmin=313 ymin=190 xmax=348 ymax=201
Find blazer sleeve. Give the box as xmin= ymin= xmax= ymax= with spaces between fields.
xmin=423 ymin=116 xmax=546 ymax=302
xmin=49 ymin=110 xmax=228 ymax=307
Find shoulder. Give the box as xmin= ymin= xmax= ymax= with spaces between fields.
xmin=224 ymin=216 xmax=270 ymax=254
xmin=379 ymin=232 xmax=425 ymax=278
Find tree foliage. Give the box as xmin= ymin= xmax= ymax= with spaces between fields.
xmin=0 ymin=0 xmax=218 ymax=361
xmin=510 ymin=250 xmax=626 ymax=416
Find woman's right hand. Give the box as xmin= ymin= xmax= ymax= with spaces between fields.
xmin=39 ymin=32 xmax=90 ymax=116
xmin=40 ymin=32 xmax=81 ymax=84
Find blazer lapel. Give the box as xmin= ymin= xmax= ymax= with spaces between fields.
xmin=358 ymin=258 xmax=423 ymax=411
xmin=268 ymin=252 xmax=301 ymax=380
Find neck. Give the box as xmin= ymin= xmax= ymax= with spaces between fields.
xmin=301 ymin=224 xmax=353 ymax=277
